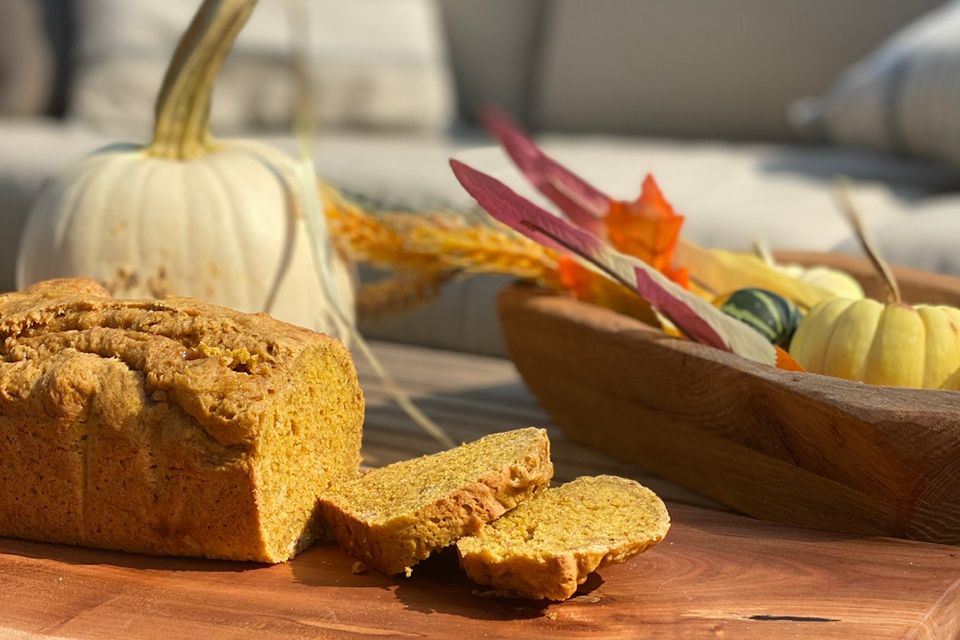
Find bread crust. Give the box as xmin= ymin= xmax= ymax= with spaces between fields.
xmin=0 ymin=278 xmax=364 ymax=562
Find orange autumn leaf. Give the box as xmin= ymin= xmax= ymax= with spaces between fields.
xmin=558 ymin=255 xmax=590 ymax=299
xmin=604 ymin=175 xmax=687 ymax=287
xmin=776 ymin=347 xmax=806 ymax=372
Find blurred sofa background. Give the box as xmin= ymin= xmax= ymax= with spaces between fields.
xmin=1 ymin=0 xmax=957 ymax=354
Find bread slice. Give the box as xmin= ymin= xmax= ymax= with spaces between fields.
xmin=456 ymin=475 xmax=670 ymax=600
xmin=317 ymin=427 xmax=553 ymax=575
xmin=0 ymin=278 xmax=364 ymax=563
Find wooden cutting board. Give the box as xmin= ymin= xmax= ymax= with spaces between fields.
xmin=2 ymin=504 xmax=959 ymax=640
xmin=3 ymin=342 xmax=959 ymax=639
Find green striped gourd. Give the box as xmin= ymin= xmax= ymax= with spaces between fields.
xmin=715 ymin=288 xmax=801 ymax=348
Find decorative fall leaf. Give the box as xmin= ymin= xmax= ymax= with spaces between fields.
xmin=479 ymin=112 xmax=849 ymax=306
xmin=605 ymin=175 xmax=688 ymax=287
xmin=483 ymin=110 xmax=688 ymax=287
xmin=450 ymin=158 xmax=777 ymax=366
xmin=557 ymin=256 xmax=657 ymax=324
xmin=482 ymin=107 xmax=608 ymax=234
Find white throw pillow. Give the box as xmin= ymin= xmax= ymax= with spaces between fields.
xmin=791 ymin=1 xmax=960 ymax=170
xmin=69 ymin=0 xmax=454 ymax=137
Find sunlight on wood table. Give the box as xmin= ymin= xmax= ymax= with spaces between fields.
xmin=0 ymin=341 xmax=958 ymax=639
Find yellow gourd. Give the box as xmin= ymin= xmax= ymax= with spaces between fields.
xmin=943 ymin=367 xmax=960 ymax=391
xmin=775 ymin=263 xmax=864 ymax=301
xmin=790 ymin=297 xmax=960 ymax=388
xmin=789 ymin=185 xmax=960 ymax=389
xmin=751 ymin=239 xmax=864 ymax=302
xmin=16 ymin=0 xmax=354 ymax=337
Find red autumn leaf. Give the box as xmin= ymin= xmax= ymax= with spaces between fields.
xmin=481 ymin=110 xmax=687 ymax=287
xmin=449 ymin=158 xmax=776 ymax=366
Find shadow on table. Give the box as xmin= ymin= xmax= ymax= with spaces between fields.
xmin=0 ymin=536 xmax=257 ymax=573
xmin=292 ymin=544 xmax=605 ymax=620
xmin=291 ymin=545 xmax=531 ymax=615
xmin=395 ymin=563 xmax=606 ymax=621
xmin=392 ymin=548 xmax=550 ymax=620
xmin=362 ymin=381 xmax=549 ymax=430
xmin=289 ymin=542 xmax=397 ymax=591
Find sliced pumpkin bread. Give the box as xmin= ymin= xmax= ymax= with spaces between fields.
xmin=317 ymin=427 xmax=552 ymax=575
xmin=456 ymin=475 xmax=670 ymax=600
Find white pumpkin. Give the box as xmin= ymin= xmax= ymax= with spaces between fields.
xmin=16 ymin=0 xmax=355 ymax=337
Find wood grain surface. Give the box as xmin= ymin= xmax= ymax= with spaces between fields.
xmin=497 ymin=253 xmax=960 ymax=546
xmin=3 ymin=341 xmax=959 ymax=639
xmin=3 ymin=505 xmax=960 ymax=639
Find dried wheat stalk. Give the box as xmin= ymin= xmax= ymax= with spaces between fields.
xmin=404 ymin=222 xmax=562 ymax=286
xmin=322 ymin=182 xmax=562 ymax=288
xmin=357 ymin=270 xmax=458 ymax=317
xmin=322 ymin=185 xmax=441 ymax=271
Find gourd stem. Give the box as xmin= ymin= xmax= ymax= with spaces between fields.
xmin=834 ymin=178 xmax=901 ymax=304
xmin=147 ymin=0 xmax=258 ymax=160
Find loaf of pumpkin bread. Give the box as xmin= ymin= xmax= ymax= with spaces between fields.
xmin=318 ymin=428 xmax=553 ymax=575
xmin=0 ymin=278 xmax=364 ymax=563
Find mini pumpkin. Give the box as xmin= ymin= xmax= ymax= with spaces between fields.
xmin=790 ymin=298 xmax=960 ymax=388
xmin=789 ymin=185 xmax=960 ymax=389
xmin=751 ymin=239 xmax=864 ymax=302
xmin=775 ymin=263 xmax=864 ymax=301
xmin=943 ymin=366 xmax=960 ymax=391
xmin=715 ymin=288 xmax=801 ymax=348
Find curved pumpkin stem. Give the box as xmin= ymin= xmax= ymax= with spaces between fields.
xmin=834 ymin=178 xmax=901 ymax=304
xmin=147 ymin=0 xmax=258 ymax=160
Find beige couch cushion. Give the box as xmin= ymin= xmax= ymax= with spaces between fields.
xmin=2 ymin=121 xmax=956 ymax=355
xmin=531 ymin=0 xmax=943 ymax=140
xmin=457 ymin=136 xmax=955 ymax=251
xmin=69 ymin=0 xmax=454 ymax=138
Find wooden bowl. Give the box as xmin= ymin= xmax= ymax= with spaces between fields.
xmin=497 ymin=251 xmax=960 ymax=544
